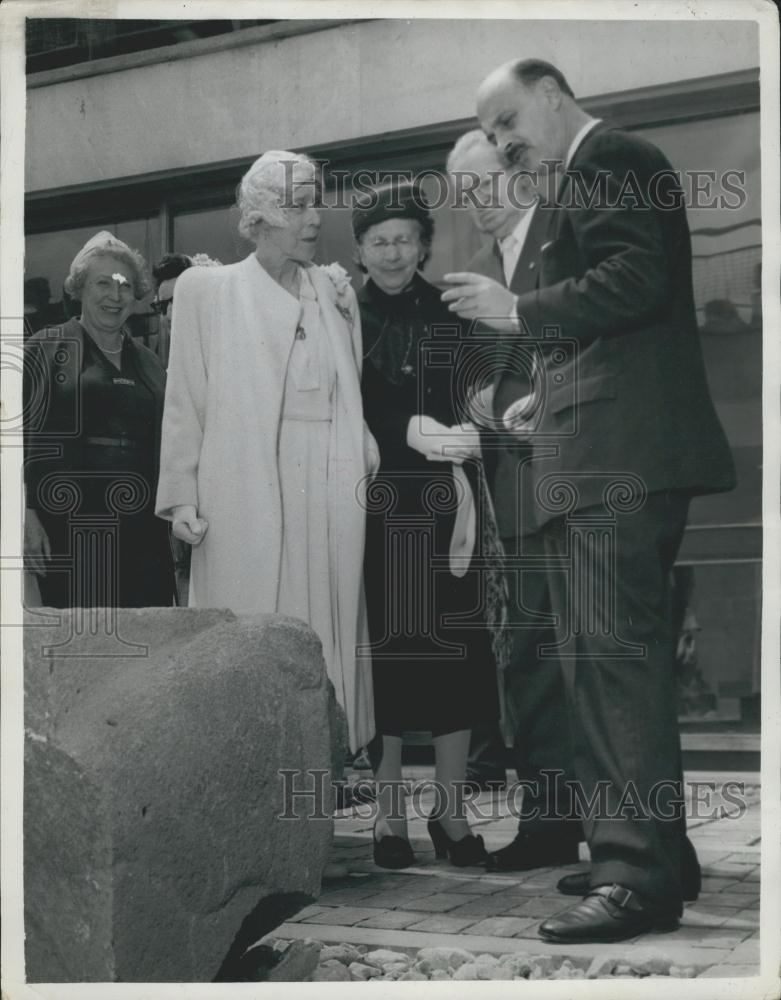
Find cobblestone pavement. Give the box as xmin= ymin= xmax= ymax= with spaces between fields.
xmin=274 ymin=769 xmax=763 ymax=979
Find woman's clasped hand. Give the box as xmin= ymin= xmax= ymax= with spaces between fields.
xmin=406 ymin=415 xmax=483 ymax=465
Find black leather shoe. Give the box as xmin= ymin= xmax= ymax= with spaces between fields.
xmin=373 ymin=826 xmax=414 ymax=870
xmin=428 ymin=817 xmax=487 ymax=867
xmin=557 ymin=836 xmax=701 ymax=901
xmin=539 ymin=884 xmax=679 ymax=944
xmin=485 ymin=832 xmax=580 ymax=872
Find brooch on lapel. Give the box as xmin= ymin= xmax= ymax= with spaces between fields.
xmin=321 ymin=262 xmax=354 ymax=328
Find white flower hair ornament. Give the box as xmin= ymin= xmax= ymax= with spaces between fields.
xmin=190 ymin=253 xmax=222 ymax=268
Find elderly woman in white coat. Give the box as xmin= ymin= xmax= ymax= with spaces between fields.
xmin=155 ymin=151 xmax=376 ymax=753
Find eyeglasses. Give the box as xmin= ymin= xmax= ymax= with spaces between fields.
xmin=150 ymin=298 xmax=173 ymax=317
xmin=363 ymin=236 xmax=420 ymax=255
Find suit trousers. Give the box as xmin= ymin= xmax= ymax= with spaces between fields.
xmin=543 ymin=490 xmax=690 ymax=908
xmin=470 ymin=529 xmax=583 ymax=843
xmin=466 ymin=722 xmax=508 ymax=782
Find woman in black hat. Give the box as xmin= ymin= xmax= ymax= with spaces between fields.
xmin=354 ymin=181 xmax=501 ymax=869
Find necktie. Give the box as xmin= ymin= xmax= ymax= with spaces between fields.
xmin=501 ymin=234 xmax=518 ymax=284
xmin=476 ymin=464 xmax=513 ymax=742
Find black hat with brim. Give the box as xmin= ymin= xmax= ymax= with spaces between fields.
xmin=351 ymin=180 xmax=432 ymax=241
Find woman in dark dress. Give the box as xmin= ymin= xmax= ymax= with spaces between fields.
xmin=24 ymin=231 xmax=176 ymax=608
xmin=353 ymin=183 xmax=501 ymax=868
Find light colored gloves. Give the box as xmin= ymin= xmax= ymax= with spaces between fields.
xmin=406 ymin=415 xmax=482 ymax=465
xmin=171 ymin=504 xmax=209 ymax=546
xmin=502 ymin=393 xmax=538 ymax=436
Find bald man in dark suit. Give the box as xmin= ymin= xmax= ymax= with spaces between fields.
xmin=444 ymin=59 xmax=734 ymax=943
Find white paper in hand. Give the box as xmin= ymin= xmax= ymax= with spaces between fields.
xmin=503 ymin=393 xmax=537 ymax=434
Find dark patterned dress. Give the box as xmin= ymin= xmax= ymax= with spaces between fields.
xmin=25 ymin=322 xmax=176 ymax=608
xmin=358 ymin=273 xmax=501 ymax=737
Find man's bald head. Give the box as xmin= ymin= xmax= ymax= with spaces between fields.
xmin=477 ymin=59 xmax=585 ymax=174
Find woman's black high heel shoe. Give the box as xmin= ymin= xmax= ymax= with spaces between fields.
xmin=373 ymin=823 xmax=415 ymax=870
xmin=427 ymin=817 xmax=487 ymax=867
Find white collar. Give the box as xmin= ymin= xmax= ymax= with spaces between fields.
xmin=498 ymin=203 xmax=537 ymax=249
xmin=565 ymin=118 xmax=602 ymax=169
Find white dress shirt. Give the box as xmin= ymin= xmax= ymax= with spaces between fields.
xmin=565 ymin=117 xmax=602 ymax=169
xmin=498 ymin=204 xmax=537 ymax=285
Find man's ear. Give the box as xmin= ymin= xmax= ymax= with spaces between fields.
xmin=539 ymin=75 xmax=564 ymax=110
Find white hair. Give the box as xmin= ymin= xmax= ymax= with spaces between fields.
xmin=446 ymin=129 xmax=496 ymax=174
xmin=237 ymin=150 xmax=316 ymax=238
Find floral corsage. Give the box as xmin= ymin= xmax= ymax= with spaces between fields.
xmin=321 ymin=262 xmax=354 ymax=327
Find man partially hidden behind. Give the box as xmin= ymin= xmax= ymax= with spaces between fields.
xmin=447 ymin=129 xmax=584 ymax=869
xmin=443 ymin=59 xmax=735 ymax=943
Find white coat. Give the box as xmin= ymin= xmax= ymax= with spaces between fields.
xmin=156 ymin=253 xmax=375 ymax=750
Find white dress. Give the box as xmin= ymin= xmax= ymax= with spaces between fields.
xmin=277 ymin=268 xmax=337 ymax=674
xmin=157 ymin=255 xmax=375 ymax=750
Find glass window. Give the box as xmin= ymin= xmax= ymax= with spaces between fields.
xmin=639 ymin=112 xmax=760 ymax=322
xmin=673 ymin=562 xmax=760 ymax=726
xmin=26 ymin=19 xmax=278 ymax=74
xmin=638 ymin=112 xmax=761 ymax=530
xmin=315 ymin=198 xmax=360 ymax=283
xmin=424 ymin=172 xmax=484 ymax=283
xmin=638 ymin=112 xmax=761 ymax=734
xmin=25 ymin=223 xmax=99 ymax=329
xmin=172 ymin=205 xmax=252 ymax=266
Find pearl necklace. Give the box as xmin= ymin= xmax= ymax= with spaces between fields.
xmin=79 ymin=318 xmax=123 ymax=354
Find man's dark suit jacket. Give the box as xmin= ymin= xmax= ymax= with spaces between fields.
xmin=466 ymin=207 xmax=552 ymax=538
xmin=511 ymin=125 xmax=736 ymax=522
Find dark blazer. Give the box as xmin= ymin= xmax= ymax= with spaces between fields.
xmin=512 ymin=125 xmax=736 ymax=522
xmin=23 ymin=317 xmax=168 ymax=508
xmin=467 ymin=206 xmax=551 ymax=298
xmin=467 ymin=206 xmax=552 ymax=538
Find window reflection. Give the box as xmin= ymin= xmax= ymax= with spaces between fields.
xmin=673 ymin=562 xmax=761 ymax=727
xmin=639 ymin=113 xmax=762 ymax=530
xmin=639 ymin=112 xmax=762 ymax=731
xmin=172 ymin=205 xmax=251 ymax=266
